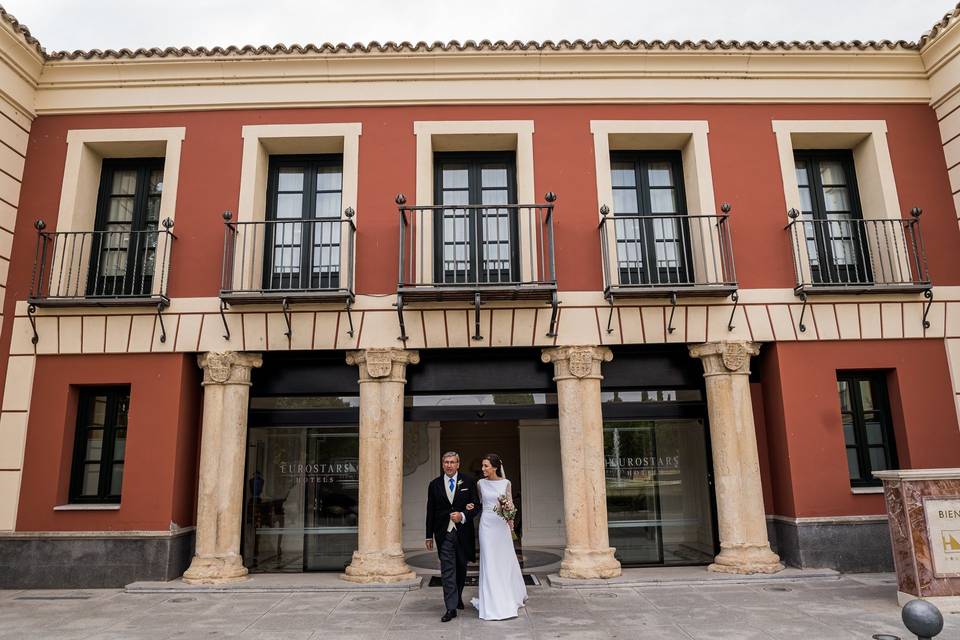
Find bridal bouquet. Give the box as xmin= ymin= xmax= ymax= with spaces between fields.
xmin=493 ymin=493 xmax=519 ymax=540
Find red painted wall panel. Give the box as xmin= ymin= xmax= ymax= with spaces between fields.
xmin=758 ymin=340 xmax=960 ymax=519
xmin=16 ymin=353 xmax=200 ymax=531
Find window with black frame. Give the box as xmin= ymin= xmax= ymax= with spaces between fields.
xmin=88 ymin=159 xmax=163 ymax=297
xmin=837 ymin=372 xmax=898 ymax=486
xmin=265 ymin=156 xmax=343 ymax=291
xmin=610 ymin=151 xmax=691 ymax=287
xmin=70 ymin=387 xmax=130 ymax=503
xmin=794 ymin=150 xmax=871 ymax=286
xmin=434 ymin=152 xmax=519 ymax=285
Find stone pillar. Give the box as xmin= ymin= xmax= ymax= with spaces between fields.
xmin=541 ymin=346 xmax=621 ymax=579
xmin=183 ymin=351 xmax=262 ymax=584
xmin=342 ymin=348 xmax=419 ymax=583
xmin=688 ymin=341 xmax=784 ymax=575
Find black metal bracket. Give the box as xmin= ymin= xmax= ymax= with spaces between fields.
xmin=547 ymin=291 xmax=560 ymax=337
xmin=923 ymin=288 xmax=934 ymax=330
xmin=666 ymin=292 xmax=678 ymax=334
xmin=219 ymin=298 xmax=231 ymax=340
xmin=605 ymin=297 xmax=615 ymax=334
xmin=27 ymin=303 xmax=38 ymax=345
xmin=396 ymin=294 xmax=408 ymax=342
xmin=281 ymin=297 xmax=292 ymax=342
xmin=472 ymin=292 xmax=484 ymax=341
xmin=797 ymin=291 xmax=809 ymax=333
xmin=345 ymin=298 xmax=355 ymax=337
xmin=156 ymin=302 xmax=168 ymax=343
xmin=727 ymin=290 xmax=740 ymax=331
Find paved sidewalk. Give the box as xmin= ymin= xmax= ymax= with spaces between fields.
xmin=0 ymin=574 xmax=957 ymax=639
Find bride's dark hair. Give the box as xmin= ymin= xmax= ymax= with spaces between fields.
xmin=483 ymin=453 xmax=504 ymax=477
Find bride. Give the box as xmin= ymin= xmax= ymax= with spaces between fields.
xmin=469 ymin=453 xmax=528 ymax=620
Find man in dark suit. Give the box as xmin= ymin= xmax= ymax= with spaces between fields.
xmin=425 ymin=451 xmax=479 ymax=622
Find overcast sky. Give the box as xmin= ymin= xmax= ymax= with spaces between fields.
xmin=3 ymin=0 xmax=957 ymax=53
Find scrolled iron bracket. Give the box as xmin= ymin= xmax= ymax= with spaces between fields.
xmin=281 ymin=297 xmax=292 ymax=342
xmin=395 ymin=294 xmax=408 ymax=343
xmin=156 ymin=302 xmax=168 ymax=343
xmin=27 ymin=304 xmax=38 ymax=345
xmin=923 ymin=288 xmax=934 ymax=330
xmin=219 ymin=298 xmax=231 ymax=340
xmin=472 ymin=292 xmax=484 ymax=341
xmin=666 ymin=292 xmax=678 ymax=334
xmin=345 ymin=298 xmax=355 ymax=338
xmin=546 ymin=291 xmax=560 ymax=338
xmin=727 ymin=290 xmax=740 ymax=331
xmin=605 ymin=296 xmax=615 ymax=334
xmin=797 ymin=291 xmax=809 ymax=333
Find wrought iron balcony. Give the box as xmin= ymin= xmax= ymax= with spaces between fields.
xmin=395 ymin=193 xmax=558 ymax=341
xmin=599 ymin=206 xmax=738 ymax=301
xmin=786 ymin=207 xmax=933 ymax=333
xmin=786 ymin=208 xmax=931 ymax=295
xmin=28 ymin=218 xmax=175 ymax=307
xmin=219 ymin=211 xmax=356 ymax=304
xmin=217 ymin=211 xmax=357 ymax=342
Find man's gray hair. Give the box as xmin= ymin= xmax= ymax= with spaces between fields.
xmin=441 ymin=451 xmax=460 ymax=461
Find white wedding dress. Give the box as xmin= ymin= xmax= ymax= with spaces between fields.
xmin=471 ymin=477 xmax=528 ymax=620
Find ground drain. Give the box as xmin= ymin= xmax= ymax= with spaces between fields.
xmin=168 ymin=597 xmax=196 ymax=603
xmin=763 ymin=586 xmax=792 ymax=592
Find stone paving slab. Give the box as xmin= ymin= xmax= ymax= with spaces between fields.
xmin=0 ymin=573 xmax=957 ymax=639
xmin=125 ymin=573 xmax=423 ymax=593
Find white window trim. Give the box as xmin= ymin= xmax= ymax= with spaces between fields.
xmin=235 ymin=123 xmax=362 ymax=293
xmin=772 ymin=120 xmax=908 ymax=287
xmin=55 ymin=127 xmax=186 ymax=299
xmin=590 ymin=120 xmax=722 ymax=288
xmin=412 ymin=120 xmax=536 ymax=284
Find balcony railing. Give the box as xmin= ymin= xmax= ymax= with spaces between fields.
xmin=219 ymin=211 xmax=356 ymax=304
xmin=29 ymin=218 xmax=175 ymax=307
xmin=395 ymin=193 xmax=558 ymax=341
xmin=786 ymin=208 xmax=931 ymax=294
xmin=599 ymin=206 xmax=738 ymax=300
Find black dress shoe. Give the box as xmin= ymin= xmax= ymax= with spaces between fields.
xmin=457 ymin=600 xmax=465 ymax=610
xmin=441 ymin=609 xmax=458 ymax=622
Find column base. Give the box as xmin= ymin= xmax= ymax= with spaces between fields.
xmin=709 ymin=543 xmax=784 ymax=575
xmin=342 ymin=551 xmax=417 ymax=584
xmin=558 ymin=546 xmax=622 ymax=579
xmin=182 ymin=555 xmax=249 ymax=584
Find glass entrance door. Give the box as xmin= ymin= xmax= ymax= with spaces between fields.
xmin=243 ymin=426 xmax=359 ymax=572
xmin=604 ymin=419 xmax=715 ymax=565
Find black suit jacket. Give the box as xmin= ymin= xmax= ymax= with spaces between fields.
xmin=425 ymin=473 xmax=479 ymax=561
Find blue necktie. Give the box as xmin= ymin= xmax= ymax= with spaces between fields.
xmin=449 ymin=477 xmax=455 ymax=492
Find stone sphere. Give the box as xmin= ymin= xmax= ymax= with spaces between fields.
xmin=902 ymin=599 xmax=943 ymax=638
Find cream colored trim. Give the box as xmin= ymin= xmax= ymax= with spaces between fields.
xmin=0 ymin=354 xmax=34 ymax=530
xmin=412 ymin=120 xmax=536 ymax=283
xmin=850 ymin=486 xmax=885 ymax=495
xmin=235 ymin=123 xmax=362 ymax=291
xmin=590 ymin=120 xmax=723 ymax=288
xmin=771 ymin=120 xmax=908 ymax=287
xmin=54 ymin=127 xmax=186 ymax=298
xmin=53 ymin=503 xmax=121 ymax=511
xmin=33 ymin=51 xmax=931 ymax=114
xmin=767 ymin=514 xmax=888 ymax=525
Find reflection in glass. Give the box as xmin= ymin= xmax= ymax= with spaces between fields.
xmin=243 ymin=426 xmax=359 ymax=572
xmin=604 ymin=419 xmax=715 ymax=566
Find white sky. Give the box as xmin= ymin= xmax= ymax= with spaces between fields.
xmin=3 ymin=0 xmax=957 ymax=53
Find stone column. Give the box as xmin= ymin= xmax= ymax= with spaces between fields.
xmin=183 ymin=351 xmax=262 ymax=584
xmin=541 ymin=346 xmax=621 ymax=579
xmin=688 ymin=341 xmax=784 ymax=575
xmin=342 ymin=348 xmax=419 ymax=583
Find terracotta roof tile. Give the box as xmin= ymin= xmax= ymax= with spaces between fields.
xmin=13 ymin=2 xmax=960 ymax=63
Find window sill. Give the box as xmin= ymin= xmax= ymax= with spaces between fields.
xmin=53 ymin=503 xmax=121 ymax=511
xmin=850 ymin=486 xmax=884 ymax=495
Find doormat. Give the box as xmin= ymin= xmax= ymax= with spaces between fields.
xmin=428 ymin=574 xmax=539 ymax=587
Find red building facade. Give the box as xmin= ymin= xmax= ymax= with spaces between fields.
xmin=2 ymin=7 xmax=960 ymax=586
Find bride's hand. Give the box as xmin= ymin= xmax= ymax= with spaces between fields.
xmin=465 ymin=503 xmax=475 ymax=511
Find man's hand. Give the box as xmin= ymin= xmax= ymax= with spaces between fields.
xmin=465 ymin=503 xmax=475 ymax=511
xmin=450 ymin=511 xmax=463 ymax=523
xmin=425 ymin=538 xmax=433 ymax=551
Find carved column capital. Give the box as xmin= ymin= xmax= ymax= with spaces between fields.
xmin=197 ymin=351 xmax=263 ymax=385
xmin=541 ymin=346 xmax=612 ymax=381
xmin=346 ymin=348 xmax=420 ymax=383
xmin=688 ymin=341 xmax=760 ymax=376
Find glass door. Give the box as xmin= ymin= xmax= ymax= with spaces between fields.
xmin=604 ymin=419 xmax=715 ymax=565
xmin=243 ymin=426 xmax=359 ymax=572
